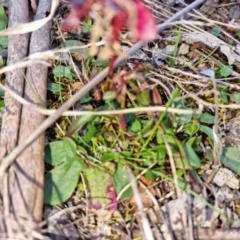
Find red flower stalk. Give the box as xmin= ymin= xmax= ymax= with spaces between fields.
xmin=62 ymin=0 xmax=156 ymax=46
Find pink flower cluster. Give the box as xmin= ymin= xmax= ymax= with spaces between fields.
xmin=62 ymin=0 xmax=156 ymax=45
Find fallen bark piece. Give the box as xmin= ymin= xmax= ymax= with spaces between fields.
xmin=0 ymin=0 xmax=52 ymax=238
xmin=0 ymin=0 xmax=30 ymax=236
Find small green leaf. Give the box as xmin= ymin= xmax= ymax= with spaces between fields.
xmin=130 ymin=119 xmax=141 ymax=132
xmin=101 ymin=152 xmax=118 ymax=162
xmin=140 ymin=118 xmax=154 ymax=135
xmin=199 ymin=125 xmax=213 ymax=140
xmin=0 ymin=100 xmax=4 ymax=109
xmin=82 ymin=19 xmax=92 ymax=33
xmin=0 ymin=88 xmax=4 ymax=96
xmin=197 ymin=113 xmax=215 ymax=124
xmin=112 ymin=163 xmax=133 ymax=200
xmin=184 ymin=122 xmax=199 ymax=136
xmin=219 ymin=64 xmax=233 ymax=77
xmin=47 ymin=83 xmax=62 ymax=92
xmin=209 ymin=26 xmax=221 ymax=37
xmin=103 ymin=91 xmax=117 ymax=101
xmin=219 ymin=90 xmax=228 ymax=103
xmin=80 ymin=93 xmax=92 ymax=103
xmin=136 ymin=91 xmax=150 ymax=106
xmin=83 ymin=123 xmax=96 ymax=143
xmin=53 ymin=65 xmax=75 ymax=80
xmin=229 ymin=92 xmax=240 ymax=103
xmin=220 ymin=147 xmax=240 ymax=174
xmin=184 ymin=145 xmax=201 ymax=168
xmin=63 ymin=40 xmax=89 ymax=60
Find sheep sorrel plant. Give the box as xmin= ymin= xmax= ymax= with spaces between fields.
xmin=62 ymin=0 xmax=156 ymax=72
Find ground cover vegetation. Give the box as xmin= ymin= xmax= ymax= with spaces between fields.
xmin=1 ymin=0 xmax=240 ymax=239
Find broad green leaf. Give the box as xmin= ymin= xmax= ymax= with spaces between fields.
xmin=229 ymin=92 xmax=240 ymax=104
xmin=53 ymin=65 xmax=75 ymax=80
xmin=63 ymin=40 xmax=89 ymax=59
xmin=112 ymin=163 xmax=133 ymax=200
xmin=63 ymin=138 xmax=80 ymax=161
xmin=220 ymin=147 xmax=240 ymax=174
xmin=198 ymin=113 xmax=215 ymax=124
xmin=44 ymin=141 xmax=66 ymax=165
xmin=184 ymin=145 xmax=201 ymax=168
xmin=44 ymin=159 xmax=82 ymax=205
xmin=84 ymin=163 xmax=117 ymax=210
xmin=47 ymin=83 xmax=62 ymax=92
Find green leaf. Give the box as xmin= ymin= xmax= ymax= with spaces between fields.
xmin=184 ymin=145 xmax=201 ymax=168
xmin=136 ymin=91 xmax=150 ymax=106
xmin=197 ymin=113 xmax=215 ymax=124
xmin=44 ymin=141 xmax=66 ymax=165
xmin=0 ymin=5 xmax=8 ymax=48
xmin=177 ymin=113 xmax=192 ymax=125
xmin=80 ymin=93 xmax=92 ymax=103
xmin=199 ymin=125 xmax=213 ymax=140
xmin=112 ymin=163 xmax=133 ymax=200
xmin=0 ymin=36 xmax=7 ymax=48
xmin=209 ymin=26 xmax=221 ymax=37
xmin=220 ymin=147 xmax=240 ymax=174
xmin=140 ymin=118 xmax=154 ymax=135
xmin=47 ymin=83 xmax=62 ymax=92
xmin=82 ymin=19 xmax=92 ymax=33
xmin=219 ymin=64 xmax=233 ymax=77
xmin=0 ymin=100 xmax=4 ymax=109
xmin=219 ymin=90 xmax=228 ymax=104
xmin=44 ymin=159 xmax=82 ymax=205
xmin=67 ymin=114 xmax=95 ymax=136
xmin=63 ymin=40 xmax=89 ymax=60
xmin=101 ymin=152 xmax=118 ymax=162
xmin=0 ymin=88 xmax=4 ymax=96
xmin=84 ymin=163 xmax=117 ymax=210
xmin=229 ymin=92 xmax=240 ymax=103
xmin=103 ymin=91 xmax=117 ymax=101
xmin=53 ymin=65 xmax=75 ymax=80
xmin=124 ymin=113 xmax=135 ymax=123
xmin=83 ymin=123 xmax=96 ymax=143
xmin=184 ymin=122 xmax=199 ymax=136
xmin=44 ymin=138 xmax=84 ymax=205
xmin=130 ymin=119 xmax=141 ymax=133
